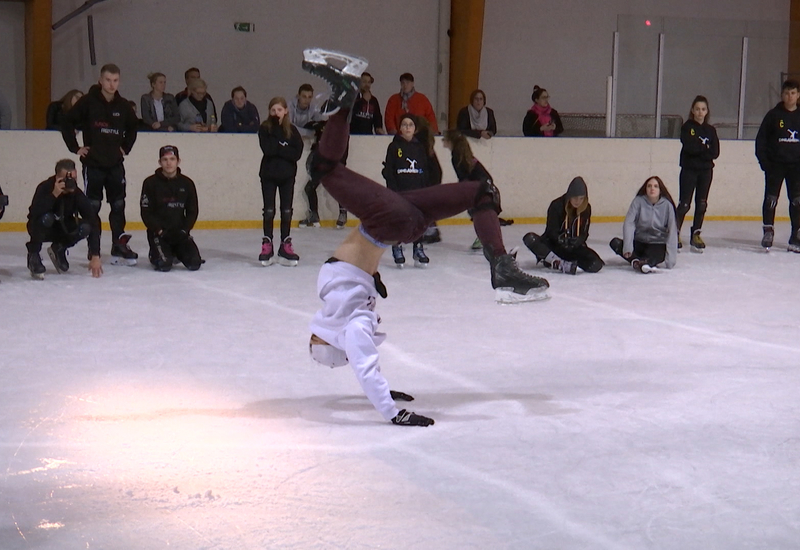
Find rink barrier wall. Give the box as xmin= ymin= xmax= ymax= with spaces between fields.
xmin=0 ymin=131 xmax=775 ymax=230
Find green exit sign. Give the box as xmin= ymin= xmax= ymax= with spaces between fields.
xmin=234 ymin=22 xmax=255 ymax=33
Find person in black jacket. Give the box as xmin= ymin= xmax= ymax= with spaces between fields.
xmin=522 ymin=177 xmax=604 ymax=275
xmin=382 ymin=113 xmax=431 ymax=267
xmin=140 ymin=146 xmax=201 ymax=272
xmin=258 ymin=97 xmax=304 ymax=266
xmin=456 ymin=89 xmax=497 ymax=139
xmin=755 ymin=79 xmax=800 ymax=252
xmin=523 ymin=86 xmax=563 ymax=137
xmin=26 ymin=159 xmax=103 ymax=279
xmin=350 ymin=72 xmax=385 ymax=135
xmin=677 ymin=95 xmax=720 ymax=252
xmin=61 ymin=63 xmax=139 ymax=265
xmin=46 ymin=89 xmax=83 ymax=131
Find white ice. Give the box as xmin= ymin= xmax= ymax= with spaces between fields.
xmin=1 ymin=221 xmax=799 ymax=550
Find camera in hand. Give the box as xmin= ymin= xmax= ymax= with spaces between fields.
xmin=64 ymin=175 xmax=78 ymax=191
xmin=0 ymin=194 xmax=8 ymax=207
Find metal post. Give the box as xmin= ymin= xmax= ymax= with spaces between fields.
xmin=738 ymin=37 xmax=749 ymax=140
xmin=605 ymin=76 xmax=614 ymax=137
xmin=655 ymin=33 xmax=665 ymax=138
xmin=610 ymin=32 xmax=619 ymax=137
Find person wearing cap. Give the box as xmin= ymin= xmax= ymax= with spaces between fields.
xmin=140 ymin=146 xmax=202 ymax=272
xmin=350 ymin=72 xmax=385 ymax=135
xmin=522 ymin=176 xmax=604 ymax=275
xmin=384 ymin=72 xmax=438 ymax=135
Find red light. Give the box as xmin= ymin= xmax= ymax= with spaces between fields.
xmin=645 ymin=20 xmax=651 ymax=26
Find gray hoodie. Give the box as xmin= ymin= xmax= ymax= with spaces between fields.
xmin=623 ymin=195 xmax=678 ymax=268
xmin=288 ymin=97 xmax=326 ymax=138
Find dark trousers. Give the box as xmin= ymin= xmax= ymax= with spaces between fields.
xmin=305 ymin=143 xmax=347 ymax=214
xmin=525 ymin=233 xmax=604 ymax=273
xmin=316 ymin=111 xmax=505 ymax=255
xmin=676 ymin=168 xmax=713 ymax=232
xmin=83 ymin=164 xmax=127 ymax=243
xmin=27 ymin=215 xmax=89 ymax=254
xmin=612 ymin=239 xmax=666 ymax=267
xmin=762 ymin=163 xmax=800 ymax=233
xmin=260 ymin=176 xmax=294 ymax=241
xmin=147 ymin=230 xmax=201 ymax=271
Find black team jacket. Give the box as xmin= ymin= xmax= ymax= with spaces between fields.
xmin=61 ymin=85 xmax=138 ymax=168
xmin=382 ymin=135 xmax=429 ymax=192
xmin=140 ymin=168 xmax=199 ymax=236
xmin=28 ymin=177 xmax=101 ymax=255
xmin=680 ymin=119 xmax=720 ymax=171
xmin=756 ymin=102 xmax=800 ymax=169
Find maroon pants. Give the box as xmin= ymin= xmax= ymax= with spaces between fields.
xmin=317 ymin=111 xmax=506 ymax=254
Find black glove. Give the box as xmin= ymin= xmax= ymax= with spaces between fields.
xmin=392 ymin=409 xmax=434 ymax=427
xmin=390 ymin=390 xmax=414 ymax=402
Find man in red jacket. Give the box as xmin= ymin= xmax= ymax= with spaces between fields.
xmin=384 ymin=72 xmax=438 ymax=135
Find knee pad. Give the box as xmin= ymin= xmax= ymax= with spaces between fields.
xmin=77 ymin=222 xmax=92 ymax=239
xmin=766 ymin=195 xmax=779 ymax=210
xmin=280 ymin=208 xmax=293 ymax=218
xmin=583 ymin=258 xmax=605 ymax=273
xmin=676 ymin=201 xmax=691 ymax=215
xmin=40 ymin=212 xmax=55 ymax=228
xmin=89 ymin=200 xmax=102 ymax=214
xmin=263 ymin=208 xmax=276 ymax=219
xmin=110 ymin=199 xmax=125 ymax=213
xmin=695 ymin=199 xmax=708 ymax=214
xmin=473 ymin=177 xmax=502 ymax=214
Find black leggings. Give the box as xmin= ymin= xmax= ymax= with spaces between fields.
xmin=525 ymin=233 xmax=604 ymax=273
xmin=260 ymin=176 xmax=294 ymax=241
xmin=676 ymin=168 xmax=713 ymax=232
xmin=762 ymin=163 xmax=800 ymax=232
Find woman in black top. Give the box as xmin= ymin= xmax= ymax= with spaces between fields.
xmin=523 ymin=86 xmax=563 ymax=137
xmin=456 ymin=89 xmax=497 ymax=139
xmin=46 ymin=89 xmax=83 ymax=131
xmin=677 ymin=95 xmax=719 ymax=251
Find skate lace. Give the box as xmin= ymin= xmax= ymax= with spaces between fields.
xmin=261 ymin=241 xmax=273 ymax=255
xmin=282 ymin=239 xmax=295 ymax=255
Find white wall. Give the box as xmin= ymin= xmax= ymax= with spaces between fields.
xmin=0 ymin=131 xmax=767 ymax=229
xmin=50 ymin=0 xmax=443 ymax=128
xmin=480 ymin=0 xmax=791 ymax=136
xmin=0 ymin=2 xmax=26 ymax=129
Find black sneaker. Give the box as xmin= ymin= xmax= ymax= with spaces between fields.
xmin=491 ymin=254 xmax=549 ymax=303
xmin=47 ymin=243 xmax=69 ymax=273
xmin=27 ymin=252 xmax=46 ymax=279
xmin=111 ymin=233 xmax=138 ymax=266
xmin=301 ymin=48 xmax=368 ymax=114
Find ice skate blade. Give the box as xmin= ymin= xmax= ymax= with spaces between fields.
xmin=690 ymin=246 xmax=704 ymax=254
xmin=494 ymin=287 xmax=550 ymax=304
xmin=336 ymin=223 xmax=346 ymax=230
xmin=30 ymin=272 xmax=44 ymax=280
xmin=414 ymin=260 xmax=429 ymax=268
xmin=298 ymin=222 xmax=321 ymax=228
xmin=278 ymin=257 xmax=299 ymax=267
xmin=260 ymin=258 xmax=274 ymax=267
xmin=302 ymin=48 xmax=369 ymax=78
xmin=110 ymin=257 xmax=137 ymax=266
xmin=47 ymin=247 xmax=68 ymax=273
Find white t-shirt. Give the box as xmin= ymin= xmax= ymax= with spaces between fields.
xmin=309 ymin=261 xmax=397 ymax=421
xmin=154 ymin=98 xmax=165 ymax=122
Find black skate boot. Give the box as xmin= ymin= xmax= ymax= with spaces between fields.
xmin=259 ymin=237 xmax=274 ymax=266
xmin=298 ymin=212 xmax=321 ymax=228
xmin=278 ymin=237 xmax=299 ymax=267
xmin=301 ymin=48 xmax=368 ymax=114
xmin=490 ymin=254 xmax=550 ymax=303
xmin=421 ymin=224 xmax=441 ymax=244
xmin=761 ymin=225 xmax=774 ymax=251
xmin=788 ymin=229 xmax=800 ymax=253
xmin=392 ymin=245 xmax=405 ymax=268
xmin=336 ymin=208 xmax=348 ymax=229
xmin=690 ymin=229 xmax=705 ymax=253
xmin=47 ymin=242 xmax=70 ymax=273
xmin=27 ymin=252 xmax=46 ymax=280
xmin=111 ymin=233 xmax=138 ymax=266
xmin=412 ymin=242 xmax=430 ymax=268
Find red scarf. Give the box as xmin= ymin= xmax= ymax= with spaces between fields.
xmin=531 ymin=103 xmax=553 ymax=136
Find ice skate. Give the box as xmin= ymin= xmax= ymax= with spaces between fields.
xmin=412 ymin=242 xmax=429 ymax=268
xmin=677 ymin=237 xmax=683 ymax=251
xmin=392 ymin=245 xmax=405 ymax=268
xmin=259 ymin=237 xmax=274 ymax=266
xmin=788 ymin=230 xmax=800 ymax=253
xmin=298 ymin=212 xmax=321 ymax=228
xmin=761 ymin=225 xmax=774 ymax=251
xmin=690 ymin=230 xmax=705 ymax=253
xmin=632 ymin=259 xmax=657 ymax=274
xmin=110 ymin=233 xmax=138 ymax=266
xmin=552 ymin=258 xmax=578 ymax=275
xmin=278 ymin=237 xmax=299 ymax=267
xmin=491 ymin=253 xmax=550 ymax=303
xmin=301 ymin=48 xmax=367 ymax=114
xmin=470 ymin=237 xmax=483 ymax=252
xmin=28 ymin=252 xmax=46 ymax=280
xmin=420 ymin=225 xmax=441 ymax=244
xmin=47 ymin=243 xmax=70 ymax=273
xmin=336 ymin=209 xmax=348 ymax=229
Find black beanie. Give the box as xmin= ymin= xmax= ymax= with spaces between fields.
xmin=566 ymin=176 xmax=587 ymax=199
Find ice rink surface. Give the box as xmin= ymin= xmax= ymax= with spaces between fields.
xmin=1 ymin=221 xmax=799 ymax=550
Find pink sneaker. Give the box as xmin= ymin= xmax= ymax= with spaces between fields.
xmin=259 ymin=237 xmax=274 ymax=266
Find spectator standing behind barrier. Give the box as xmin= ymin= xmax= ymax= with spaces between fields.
xmin=384 ymin=73 xmax=438 ymax=135
xmin=175 ymin=67 xmax=216 ymax=106
xmin=46 ymin=90 xmax=83 ymax=131
xmin=609 ymin=177 xmax=678 ymax=273
xmin=415 ymin=117 xmax=443 ymax=245
xmin=26 ymin=159 xmax=103 ymax=279
xmin=457 ymin=89 xmax=497 ymax=139
xmin=755 ymin=79 xmax=800 ymax=252
xmin=350 ymin=72 xmax=385 ymax=135
xmin=257 ymin=97 xmax=304 ymax=267
xmin=523 ymin=86 xmax=563 ymax=137
xmin=61 ymin=63 xmax=139 ymax=265
xmin=289 ymin=83 xmax=326 ymax=138
xmin=382 ymin=114 xmax=431 ymax=268
xmin=220 ymin=86 xmax=260 ymax=133
xmin=0 ymin=88 xmax=11 ymax=129
xmin=677 ymin=95 xmax=719 ymax=252
xmin=140 ymin=145 xmax=202 ymax=272
xmin=522 ymin=177 xmax=604 ymax=275
xmin=140 ymin=72 xmax=179 ymax=132
xmin=178 ymin=79 xmax=218 ymax=132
